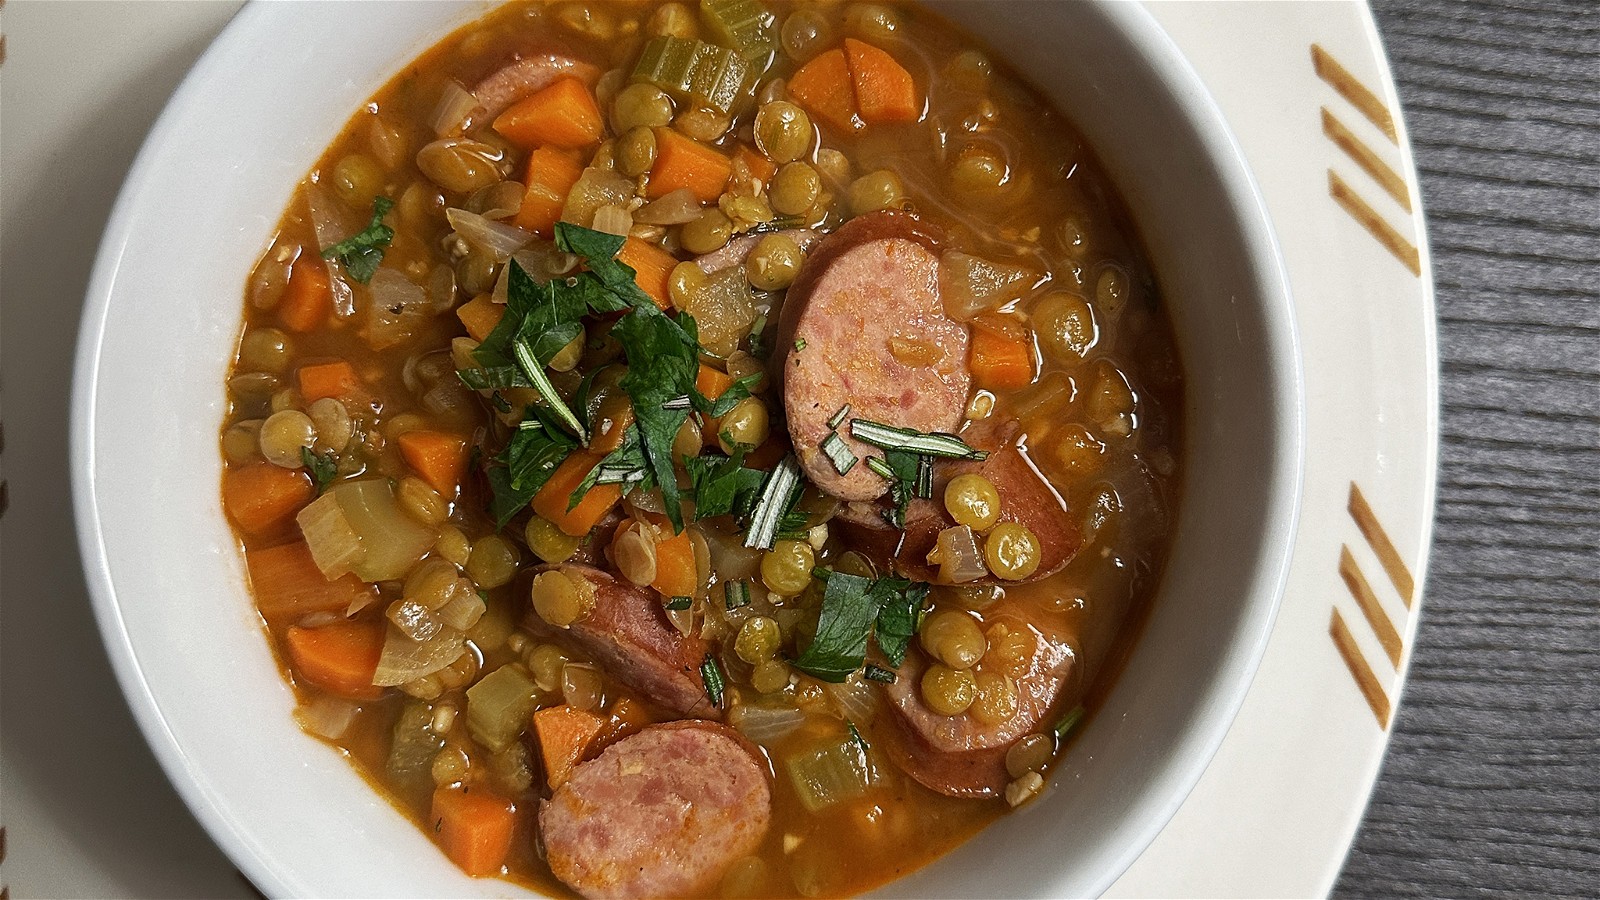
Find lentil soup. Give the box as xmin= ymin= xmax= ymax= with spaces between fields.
xmin=220 ymin=1 xmax=1183 ymax=896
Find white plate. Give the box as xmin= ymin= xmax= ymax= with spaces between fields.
xmin=1 ymin=1 xmax=1433 ymax=897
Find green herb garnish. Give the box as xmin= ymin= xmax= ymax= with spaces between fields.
xmin=486 ymin=406 xmax=579 ymax=527
xmin=701 ymin=655 xmax=726 ymax=707
xmin=724 ymin=580 xmax=752 ymax=609
xmin=320 ymin=196 xmax=394 ymax=283
xmin=794 ymin=338 xmax=807 ymax=351
xmin=827 ymin=404 xmax=851 ymax=430
xmin=789 ymin=572 xmax=931 ymax=682
xmin=847 ymin=720 xmax=870 ymax=754
xmin=866 ymin=448 xmax=923 ymax=530
xmin=745 ymin=455 xmax=803 ymax=549
xmin=1054 ymin=705 xmax=1087 ymax=739
xmin=849 ymin=419 xmax=989 ymax=460
xmin=666 ymin=596 xmax=693 ymax=611
xmin=299 ymin=446 xmax=338 ymax=494
xmin=863 ymin=664 xmax=898 ymax=684
xmin=686 ymin=450 xmax=765 ymax=520
xmin=820 ymin=432 xmax=856 ymax=475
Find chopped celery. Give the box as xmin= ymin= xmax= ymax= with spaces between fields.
xmin=785 ymin=733 xmax=878 ymax=812
xmin=465 ymin=665 xmax=541 ymax=752
xmin=632 ymin=36 xmax=757 ymax=114
xmin=699 ymin=0 xmax=777 ymax=59
xmin=386 ymin=700 xmax=445 ymax=795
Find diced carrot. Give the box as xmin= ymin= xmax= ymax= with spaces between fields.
xmin=279 ymin=254 xmax=333 ymax=333
xmin=296 ymin=360 xmax=362 ymax=403
xmin=969 ymin=316 xmax=1035 ymax=390
xmin=788 ymin=48 xmax=863 ymax=134
xmin=695 ymin=364 xmax=737 ymax=444
xmin=430 ymin=787 xmax=516 ymax=878
xmin=284 ymin=618 xmax=385 ymax=700
xmin=648 ymin=128 xmax=733 ymax=202
xmin=616 ymin=236 xmax=678 ymax=311
xmin=843 ymin=38 xmax=921 ymax=125
xmin=396 ymin=430 xmax=469 ymax=498
xmin=731 ymin=144 xmax=777 ymax=190
xmin=223 ymin=463 xmax=315 ymax=535
xmin=248 ymin=540 xmax=377 ymax=629
xmin=492 ymin=77 xmax=603 ymax=150
xmin=531 ymin=452 xmax=623 ymax=537
xmin=532 ymin=705 xmax=606 ymax=790
xmin=695 ymin=363 xmax=736 ymax=400
xmin=456 ymin=294 xmax=507 ymax=342
xmin=651 ymin=530 xmax=698 ymax=599
xmin=515 ymin=147 xmax=584 ymax=236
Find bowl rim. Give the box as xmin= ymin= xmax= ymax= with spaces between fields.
xmin=70 ymin=2 xmax=1303 ymax=897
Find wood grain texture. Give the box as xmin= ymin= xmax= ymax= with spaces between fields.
xmin=1335 ymin=1 xmax=1600 ymax=897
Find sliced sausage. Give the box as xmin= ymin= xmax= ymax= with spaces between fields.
xmin=474 ymin=53 xmax=602 ymax=120
xmin=835 ymin=417 xmax=1082 ymax=584
xmin=774 ymin=210 xmax=972 ymax=502
xmin=880 ymin=606 xmax=1074 ymax=798
xmin=540 ymin=721 xmax=772 ymax=899
xmin=523 ymin=565 xmax=719 ymax=719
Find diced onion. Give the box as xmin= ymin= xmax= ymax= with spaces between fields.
xmin=730 ymin=703 xmax=807 ymax=744
xmin=322 ymin=479 xmax=438 ymax=583
xmin=591 ymin=203 xmax=634 ymax=237
xmin=929 ymin=524 xmax=987 ymax=584
xmin=296 ymin=491 xmax=363 ymax=579
xmin=633 ymin=188 xmax=703 ymax=226
xmin=939 ymin=251 xmax=1039 ymax=321
xmin=446 ymin=208 xmax=535 ymax=262
xmin=429 ymin=80 xmax=482 ymax=136
xmin=373 ymin=625 xmax=465 ymax=687
xmin=360 ymin=268 xmax=431 ymax=351
xmin=294 ymin=696 xmax=359 ymax=740
xmin=823 ymin=677 xmax=878 ymax=725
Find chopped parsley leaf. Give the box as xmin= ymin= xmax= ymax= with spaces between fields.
xmin=299 ymin=446 xmax=338 ymax=494
xmin=320 ymin=196 xmax=394 ymax=284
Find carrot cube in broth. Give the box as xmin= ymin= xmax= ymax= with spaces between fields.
xmin=493 ymin=77 xmax=604 ymax=150
xmin=788 ymin=49 xmax=864 ymax=134
xmin=285 ymin=618 xmax=386 ymax=700
xmin=223 ymin=463 xmax=315 ymax=535
xmin=533 ymin=705 xmax=606 ymax=790
xmin=516 ymin=147 xmax=584 ymax=236
xmin=969 ymin=316 xmax=1035 ymax=390
xmin=430 ymin=787 xmax=516 ymax=878
xmin=396 ymin=430 xmax=469 ymax=498
xmin=248 ymin=540 xmax=377 ymax=629
xmin=279 ymin=254 xmax=334 ymax=333
xmin=456 ymin=294 xmax=506 ymax=342
xmin=843 ymin=39 xmax=921 ymax=125
xmin=296 ymin=360 xmax=362 ymax=403
xmin=648 ymin=128 xmax=733 ymax=202
xmin=531 ymin=452 xmax=622 ymax=537
xmin=615 ymin=236 xmax=679 ymax=311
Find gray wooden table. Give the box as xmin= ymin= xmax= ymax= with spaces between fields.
xmin=1333 ymin=1 xmax=1599 ymax=896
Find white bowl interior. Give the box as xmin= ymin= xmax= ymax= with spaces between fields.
xmin=72 ymin=2 xmax=1300 ymax=898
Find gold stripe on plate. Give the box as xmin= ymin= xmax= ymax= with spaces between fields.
xmin=1338 ymin=545 xmax=1403 ymax=668
xmin=1328 ymin=170 xmax=1422 ymax=276
xmin=1330 ymin=608 xmax=1392 ymax=729
xmin=1321 ymin=107 xmax=1412 ymax=211
xmin=1347 ymin=481 xmax=1416 ymax=606
xmin=1311 ymin=43 xmax=1398 ymax=144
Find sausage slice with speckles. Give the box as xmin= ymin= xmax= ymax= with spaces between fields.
xmin=774 ymin=210 xmax=972 ymax=501
xmin=540 ymin=721 xmax=772 ymax=898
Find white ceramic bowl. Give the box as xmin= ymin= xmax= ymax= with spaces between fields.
xmin=72 ymin=2 xmax=1302 ymax=897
